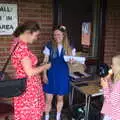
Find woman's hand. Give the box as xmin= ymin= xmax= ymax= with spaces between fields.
xmin=44 ymin=63 xmax=51 ymax=70
xmin=42 ymin=63 xmax=51 ymax=84
xmin=69 ymin=58 xmax=76 ymax=64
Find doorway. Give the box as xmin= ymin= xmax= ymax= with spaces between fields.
xmin=53 ymin=0 xmax=106 ymax=65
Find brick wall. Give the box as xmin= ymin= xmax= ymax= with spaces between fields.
xmin=104 ymin=0 xmax=120 ymax=65
xmin=0 ymin=0 xmax=53 ymax=76
xmin=1 ymin=0 xmax=120 ymax=76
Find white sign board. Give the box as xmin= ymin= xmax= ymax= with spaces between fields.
xmin=0 ymin=4 xmax=18 ymax=35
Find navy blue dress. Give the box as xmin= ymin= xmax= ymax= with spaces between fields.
xmin=43 ymin=42 xmax=70 ymax=95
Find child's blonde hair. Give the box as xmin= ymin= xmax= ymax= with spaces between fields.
xmin=112 ymin=55 xmax=120 ymax=82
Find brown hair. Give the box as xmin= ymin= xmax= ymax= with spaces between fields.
xmin=51 ymin=25 xmax=72 ymax=55
xmin=13 ymin=21 xmax=40 ymax=37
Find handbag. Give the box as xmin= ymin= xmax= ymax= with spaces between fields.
xmin=0 ymin=42 xmax=27 ymax=98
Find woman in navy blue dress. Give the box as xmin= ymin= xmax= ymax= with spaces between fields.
xmin=42 ymin=25 xmax=76 ymax=120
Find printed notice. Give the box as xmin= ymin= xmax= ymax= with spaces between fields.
xmin=0 ymin=4 xmax=18 ymax=35
xmin=81 ymin=22 xmax=91 ymax=46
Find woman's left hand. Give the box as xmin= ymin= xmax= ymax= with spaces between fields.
xmin=69 ymin=58 xmax=76 ymax=64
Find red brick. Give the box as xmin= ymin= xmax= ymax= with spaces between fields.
xmin=0 ymin=0 xmax=53 ymax=76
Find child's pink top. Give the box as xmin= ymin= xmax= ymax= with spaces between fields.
xmin=101 ymin=80 xmax=120 ymax=120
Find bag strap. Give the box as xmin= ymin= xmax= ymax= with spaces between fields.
xmin=1 ymin=42 xmax=19 ymax=73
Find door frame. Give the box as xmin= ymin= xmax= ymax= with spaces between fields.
xmin=53 ymin=0 xmax=107 ymax=64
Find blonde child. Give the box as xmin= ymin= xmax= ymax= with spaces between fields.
xmin=101 ymin=55 xmax=120 ymax=120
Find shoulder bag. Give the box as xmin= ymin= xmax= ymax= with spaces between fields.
xmin=0 ymin=42 xmax=27 ymax=98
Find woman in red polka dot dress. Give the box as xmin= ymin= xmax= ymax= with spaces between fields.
xmin=11 ymin=21 xmax=51 ymax=120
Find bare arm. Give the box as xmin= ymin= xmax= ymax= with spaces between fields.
xmin=21 ymin=56 xmax=51 ymax=77
xmin=42 ymin=55 xmax=49 ymax=75
xmin=43 ymin=54 xmax=49 ymax=64
xmin=42 ymin=55 xmax=49 ymax=83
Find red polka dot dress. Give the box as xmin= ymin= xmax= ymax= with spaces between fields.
xmin=11 ymin=39 xmax=45 ymax=120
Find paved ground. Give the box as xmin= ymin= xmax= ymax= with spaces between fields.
xmin=42 ymin=108 xmax=71 ymax=120
xmin=0 ymin=93 xmax=103 ymax=120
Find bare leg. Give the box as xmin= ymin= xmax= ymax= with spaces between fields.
xmin=56 ymin=95 xmax=64 ymax=120
xmin=45 ymin=93 xmax=53 ymax=120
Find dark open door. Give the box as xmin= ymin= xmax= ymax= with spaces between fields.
xmin=53 ymin=0 xmax=107 ymax=72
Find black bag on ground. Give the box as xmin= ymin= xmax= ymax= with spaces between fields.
xmin=69 ymin=103 xmax=102 ymax=120
xmin=0 ymin=42 xmax=27 ymax=98
xmin=69 ymin=104 xmax=85 ymax=120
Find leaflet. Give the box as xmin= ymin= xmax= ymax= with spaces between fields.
xmin=64 ymin=56 xmax=86 ymax=64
